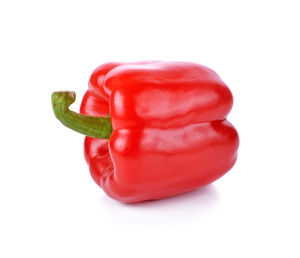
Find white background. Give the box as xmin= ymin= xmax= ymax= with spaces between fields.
xmin=0 ymin=0 xmax=299 ymax=257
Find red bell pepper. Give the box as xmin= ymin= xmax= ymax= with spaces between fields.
xmin=52 ymin=61 xmax=239 ymax=203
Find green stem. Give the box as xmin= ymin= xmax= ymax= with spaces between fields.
xmin=51 ymin=91 xmax=112 ymax=139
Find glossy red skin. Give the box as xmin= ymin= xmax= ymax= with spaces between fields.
xmin=80 ymin=61 xmax=239 ymax=203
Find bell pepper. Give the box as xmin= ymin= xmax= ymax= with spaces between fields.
xmin=52 ymin=61 xmax=239 ymax=203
